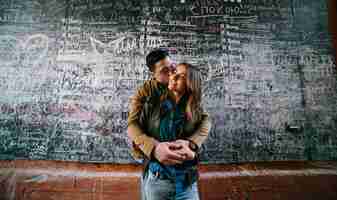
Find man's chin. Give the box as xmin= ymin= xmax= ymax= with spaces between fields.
xmin=159 ymin=81 xmax=169 ymax=86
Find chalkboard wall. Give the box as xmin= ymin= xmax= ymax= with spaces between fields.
xmin=0 ymin=0 xmax=336 ymax=163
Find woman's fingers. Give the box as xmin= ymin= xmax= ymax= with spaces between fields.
xmin=173 ymin=147 xmax=194 ymax=160
xmin=168 ymin=142 xmax=183 ymax=150
xmin=167 ymin=150 xmax=186 ymax=161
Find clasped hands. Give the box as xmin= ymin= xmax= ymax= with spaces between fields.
xmin=152 ymin=139 xmax=196 ymax=165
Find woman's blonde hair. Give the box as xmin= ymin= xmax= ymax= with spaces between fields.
xmin=177 ymin=63 xmax=203 ymax=120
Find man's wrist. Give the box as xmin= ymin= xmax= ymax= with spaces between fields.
xmin=150 ymin=146 xmax=157 ymax=160
xmin=186 ymin=139 xmax=199 ymax=152
xmin=150 ymin=141 xmax=159 ymax=160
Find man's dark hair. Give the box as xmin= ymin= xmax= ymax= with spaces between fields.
xmin=146 ymin=49 xmax=169 ymax=72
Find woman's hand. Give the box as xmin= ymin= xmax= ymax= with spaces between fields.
xmin=170 ymin=139 xmax=196 ymax=161
xmin=153 ymin=142 xmax=186 ymax=165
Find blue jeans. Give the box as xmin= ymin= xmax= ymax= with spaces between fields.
xmin=141 ymin=167 xmax=200 ymax=200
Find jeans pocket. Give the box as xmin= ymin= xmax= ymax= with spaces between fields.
xmin=147 ymin=169 xmax=160 ymax=182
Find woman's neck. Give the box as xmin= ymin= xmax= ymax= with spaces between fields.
xmin=174 ymin=92 xmax=184 ymax=104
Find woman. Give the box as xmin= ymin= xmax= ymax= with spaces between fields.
xmin=143 ymin=63 xmax=208 ymax=200
xmin=171 ymin=63 xmax=203 ymax=123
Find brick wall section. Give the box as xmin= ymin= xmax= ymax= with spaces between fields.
xmin=0 ymin=160 xmax=336 ymax=200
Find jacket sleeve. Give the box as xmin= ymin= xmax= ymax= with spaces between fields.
xmin=187 ymin=111 xmax=211 ymax=149
xmin=127 ymin=82 xmax=159 ymax=159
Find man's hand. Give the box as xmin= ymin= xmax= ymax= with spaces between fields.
xmin=171 ymin=139 xmax=196 ymax=161
xmin=153 ymin=142 xmax=187 ymax=165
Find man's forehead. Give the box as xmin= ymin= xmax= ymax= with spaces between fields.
xmin=157 ymin=57 xmax=170 ymax=65
xmin=165 ymin=56 xmax=171 ymax=62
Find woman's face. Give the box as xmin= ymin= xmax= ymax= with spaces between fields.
xmin=173 ymin=64 xmax=187 ymax=94
xmin=168 ymin=73 xmax=177 ymax=91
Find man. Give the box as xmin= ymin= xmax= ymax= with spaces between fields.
xmin=127 ymin=49 xmax=211 ymax=199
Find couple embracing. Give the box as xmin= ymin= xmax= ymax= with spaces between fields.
xmin=127 ymin=49 xmax=211 ymax=200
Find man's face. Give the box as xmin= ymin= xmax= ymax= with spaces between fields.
xmin=174 ymin=64 xmax=187 ymax=94
xmin=153 ymin=56 xmax=172 ymax=85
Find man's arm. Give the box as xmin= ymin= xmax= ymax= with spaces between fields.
xmin=127 ymin=82 xmax=159 ymax=159
xmin=187 ymin=112 xmax=212 ymax=150
xmin=173 ymin=111 xmax=211 ymax=161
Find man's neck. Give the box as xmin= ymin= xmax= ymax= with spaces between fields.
xmin=154 ymin=78 xmax=168 ymax=87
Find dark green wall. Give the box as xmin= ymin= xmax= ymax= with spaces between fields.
xmin=0 ymin=0 xmax=336 ymax=163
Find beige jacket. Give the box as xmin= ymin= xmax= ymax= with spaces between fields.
xmin=127 ymin=79 xmax=211 ymax=160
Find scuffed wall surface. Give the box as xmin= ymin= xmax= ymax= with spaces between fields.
xmin=0 ymin=160 xmax=337 ymax=200
xmin=0 ymin=0 xmax=336 ymax=163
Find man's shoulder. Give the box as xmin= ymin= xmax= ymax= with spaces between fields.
xmin=135 ymin=79 xmax=159 ymax=97
xmin=142 ymin=79 xmax=158 ymax=90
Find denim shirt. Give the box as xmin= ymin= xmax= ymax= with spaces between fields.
xmin=148 ymin=92 xmax=198 ymax=192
